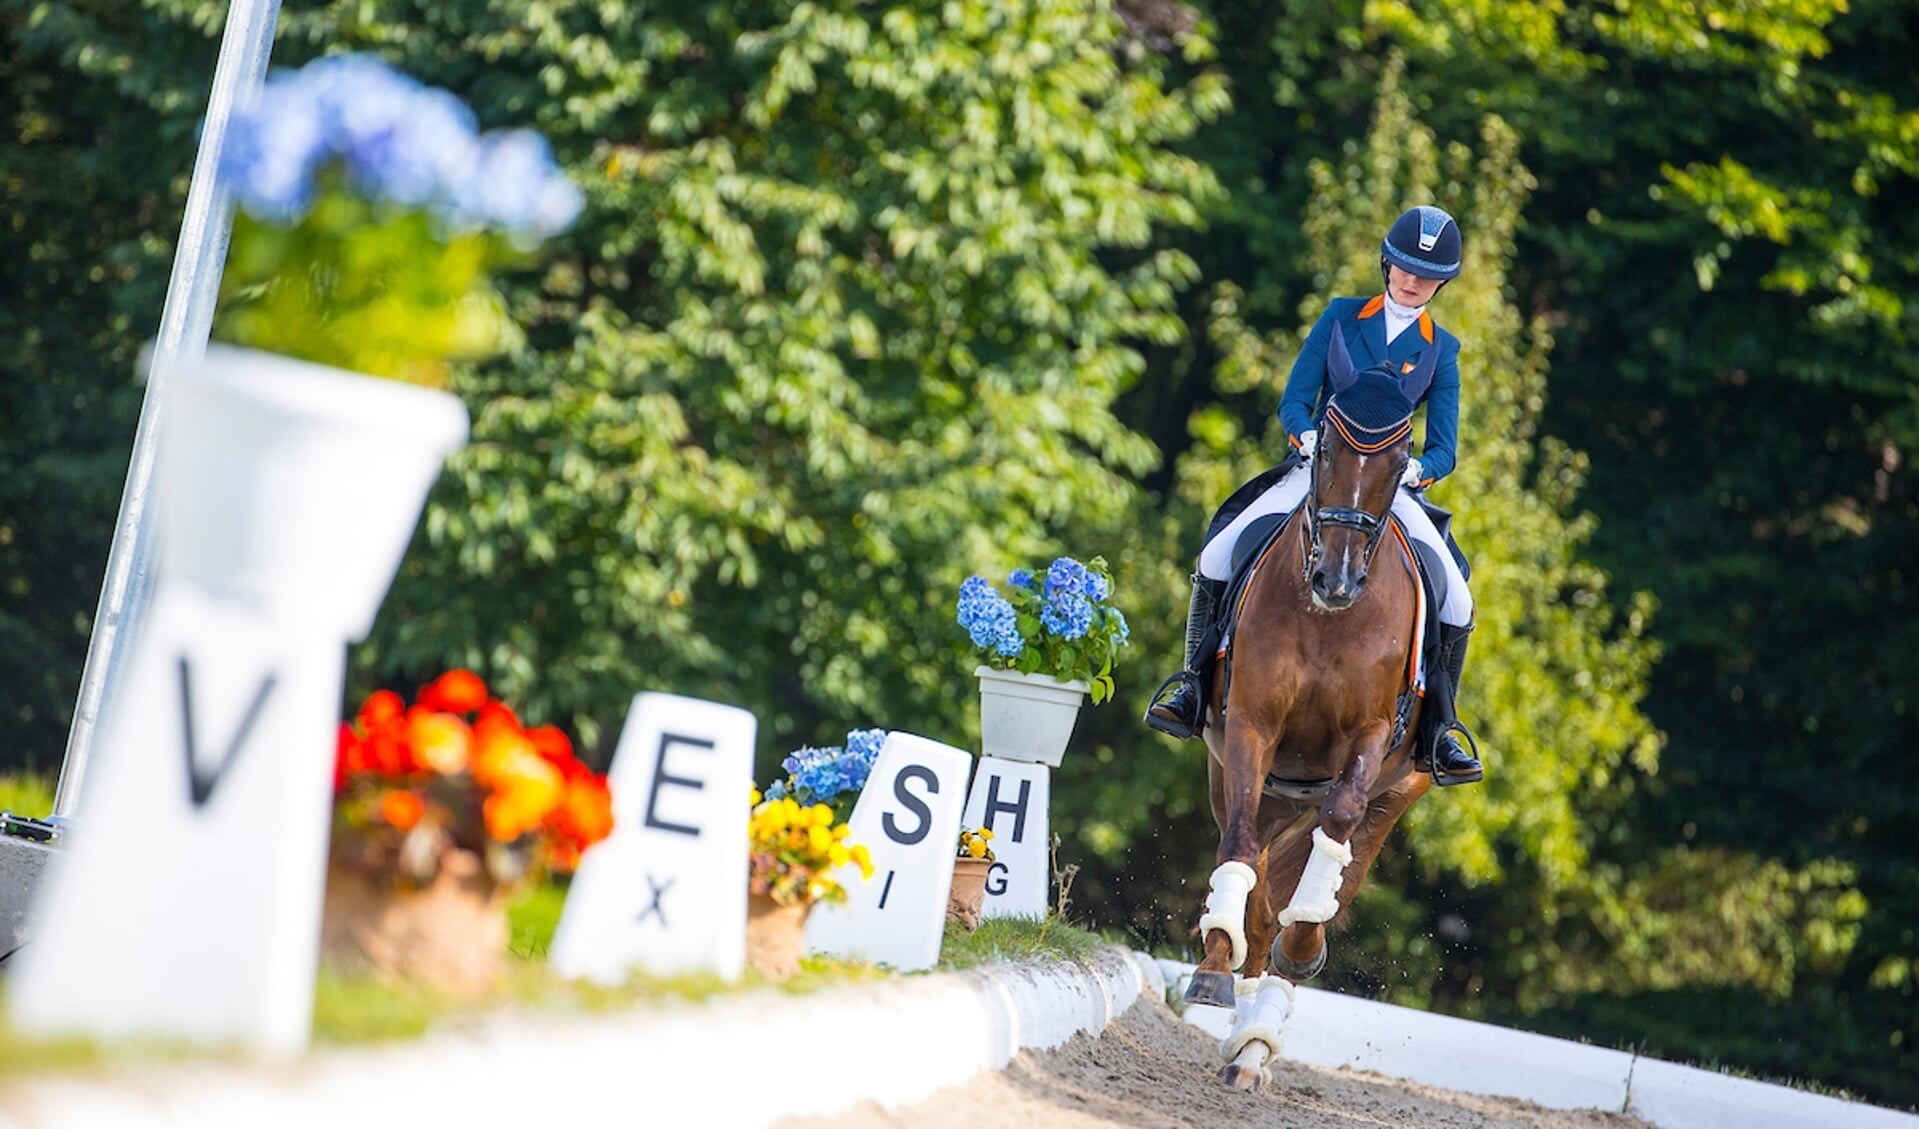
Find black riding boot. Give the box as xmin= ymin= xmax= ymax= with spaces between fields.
xmin=1418 ymin=622 xmax=1484 ymax=786
xmin=1143 ymin=574 xmax=1226 ymax=740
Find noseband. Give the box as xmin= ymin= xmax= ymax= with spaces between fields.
xmin=1301 ymin=406 xmax=1412 ymax=584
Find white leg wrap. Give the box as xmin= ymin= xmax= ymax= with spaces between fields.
xmin=1195 ymin=860 xmax=1257 ymax=972
xmin=1276 ymin=827 xmax=1353 ymax=927
xmin=1220 ymin=974 xmax=1295 ymax=1074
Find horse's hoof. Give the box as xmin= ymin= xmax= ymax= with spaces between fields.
xmin=1218 ymin=1063 xmax=1265 ymax=1093
xmin=1271 ymin=936 xmax=1328 ymax=982
xmin=1183 ymin=969 xmax=1238 ymax=1009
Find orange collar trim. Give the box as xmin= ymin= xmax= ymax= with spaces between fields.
xmin=1358 ymin=294 xmax=1385 ymax=319
xmin=1418 ymin=310 xmax=1434 ymax=344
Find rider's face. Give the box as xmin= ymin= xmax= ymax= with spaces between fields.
xmin=1386 ymin=265 xmax=1443 ymax=307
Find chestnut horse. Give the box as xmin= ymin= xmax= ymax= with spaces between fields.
xmin=1185 ymin=361 xmax=1434 ymax=1091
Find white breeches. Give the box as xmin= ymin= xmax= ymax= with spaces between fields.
xmin=1197 ymin=464 xmax=1474 ymax=625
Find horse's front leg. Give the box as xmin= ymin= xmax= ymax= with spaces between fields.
xmin=1273 ymin=722 xmax=1388 ymax=955
xmin=1187 ymin=709 xmax=1278 ymax=1008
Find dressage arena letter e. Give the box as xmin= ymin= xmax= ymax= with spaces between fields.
xmin=962 ymin=756 xmax=1051 ymax=920
xmin=806 ymin=732 xmax=972 ymax=971
xmin=549 ymin=693 xmax=755 ymax=984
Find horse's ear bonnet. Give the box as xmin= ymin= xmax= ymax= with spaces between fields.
xmin=1327 ymin=364 xmax=1417 ymax=437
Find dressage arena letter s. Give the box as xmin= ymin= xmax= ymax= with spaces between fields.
xmin=882 ymin=765 xmax=938 ymax=845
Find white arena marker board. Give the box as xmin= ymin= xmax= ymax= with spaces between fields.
xmin=550 ymin=693 xmax=756 ymax=984
xmin=806 ymin=732 xmax=972 ymax=972
xmin=961 ymin=756 xmax=1050 ymax=921
xmin=6 ymin=583 xmax=343 ymax=1053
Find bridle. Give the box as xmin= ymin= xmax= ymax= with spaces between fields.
xmin=1300 ymin=406 xmax=1412 ymax=584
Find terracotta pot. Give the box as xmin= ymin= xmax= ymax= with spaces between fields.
xmin=320 ymin=848 xmax=507 ymax=997
xmin=746 ymin=893 xmax=813 ymax=980
xmin=948 ymin=855 xmax=994 ymax=931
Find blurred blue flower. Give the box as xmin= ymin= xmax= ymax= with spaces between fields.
xmin=218 ymin=53 xmax=579 ymax=239
xmin=1009 ymin=568 xmax=1038 ymax=591
xmin=220 ymin=82 xmax=327 ymax=222
xmin=455 ymin=130 xmax=584 ymax=240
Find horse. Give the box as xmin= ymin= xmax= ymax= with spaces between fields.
xmin=1184 ymin=355 xmax=1437 ymax=1092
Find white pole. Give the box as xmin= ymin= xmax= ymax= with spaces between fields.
xmin=53 ymin=0 xmax=284 ymax=819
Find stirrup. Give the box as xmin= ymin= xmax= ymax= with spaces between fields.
xmin=1144 ymin=670 xmax=1203 ymax=739
xmin=1424 ymin=724 xmax=1483 ymax=787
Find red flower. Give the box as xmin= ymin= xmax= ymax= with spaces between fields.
xmin=418 ymin=669 xmax=489 ymax=714
xmin=356 ymin=689 xmax=406 ymax=730
xmin=527 ymin=724 xmax=589 ymax=779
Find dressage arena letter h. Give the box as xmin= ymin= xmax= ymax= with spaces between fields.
xmin=548 ymin=693 xmax=755 ymax=984
xmin=962 ymin=756 xmax=1051 ymax=921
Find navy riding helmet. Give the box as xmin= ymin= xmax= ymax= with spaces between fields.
xmin=1381 ymin=205 xmax=1462 ymax=283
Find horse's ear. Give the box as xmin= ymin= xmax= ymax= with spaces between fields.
xmin=1405 ymin=346 xmax=1439 ymax=390
xmin=1327 ymin=324 xmax=1358 ymax=392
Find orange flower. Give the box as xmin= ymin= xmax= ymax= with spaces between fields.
xmin=549 ymin=775 xmax=614 ymax=851
xmin=479 ymin=741 xmax=565 ymax=842
xmin=380 ymin=790 xmax=425 ymax=830
xmin=419 ymin=669 xmax=489 ymax=714
xmin=406 ymin=707 xmax=473 ymax=775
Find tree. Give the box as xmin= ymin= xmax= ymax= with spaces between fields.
xmin=280 ymin=0 xmax=1230 ymax=770
xmin=0 ymin=0 xmax=224 ymax=771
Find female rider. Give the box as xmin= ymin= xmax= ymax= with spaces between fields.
xmin=1143 ymin=205 xmax=1483 ymax=786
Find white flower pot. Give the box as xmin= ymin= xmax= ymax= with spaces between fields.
xmin=158 ymin=345 xmax=470 ymax=640
xmin=975 ymin=666 xmax=1089 ymax=767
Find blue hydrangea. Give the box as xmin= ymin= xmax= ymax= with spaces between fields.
xmin=781 ymin=745 xmax=856 ymax=802
xmin=1008 ymin=568 xmax=1038 ymax=591
xmin=1041 ymin=593 xmax=1094 ymax=640
xmin=957 ymin=576 xmax=1024 ymax=658
xmin=773 ymin=727 xmax=886 ymax=806
xmin=844 ymin=728 xmax=887 ymax=769
xmin=1044 ymin=557 xmax=1096 ymax=602
xmin=217 ymin=53 xmax=580 ymax=238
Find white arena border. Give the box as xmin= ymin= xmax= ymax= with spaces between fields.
xmin=1158 ymin=958 xmax=1918 ymax=1129
xmin=3 ymin=949 xmax=1914 ymax=1128
xmin=0 ymin=947 xmax=1144 ymax=1129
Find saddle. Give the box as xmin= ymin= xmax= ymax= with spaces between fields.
xmin=1194 ymin=461 xmax=1466 ymax=792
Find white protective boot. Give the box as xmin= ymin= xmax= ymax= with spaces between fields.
xmin=1276 ymin=827 xmax=1352 ymax=927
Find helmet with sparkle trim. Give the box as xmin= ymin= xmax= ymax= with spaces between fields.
xmin=1380 ymin=206 xmax=1462 ymax=281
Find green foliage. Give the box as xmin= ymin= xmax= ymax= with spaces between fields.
xmin=6 ymin=0 xmax=1917 ymax=1106
xmin=0 ymin=773 xmax=55 ymax=820
xmin=936 ymin=914 xmax=1103 ymax=970
xmin=329 ymin=0 xmax=1223 ymax=762
xmin=219 ymin=200 xmax=519 ymax=388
